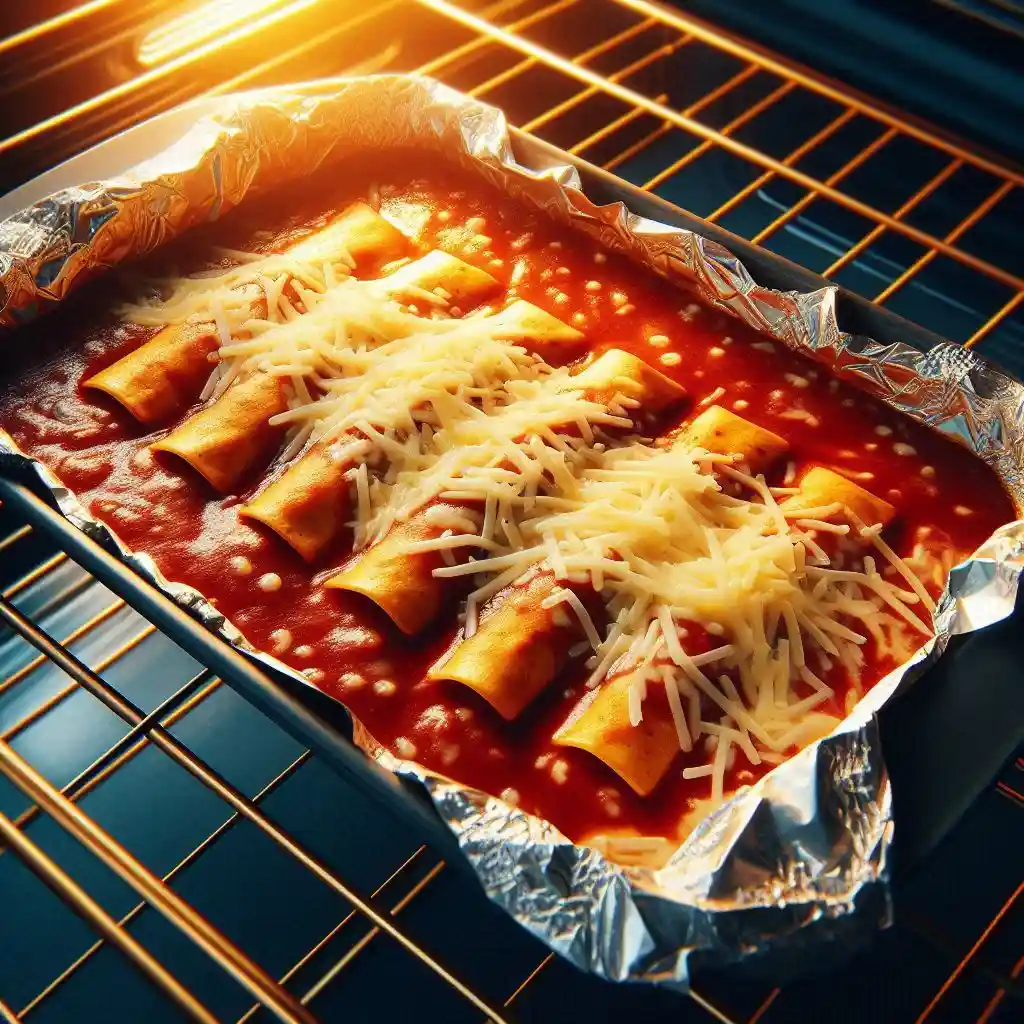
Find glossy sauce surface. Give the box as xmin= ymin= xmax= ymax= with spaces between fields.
xmin=1 ymin=153 xmax=1014 ymax=845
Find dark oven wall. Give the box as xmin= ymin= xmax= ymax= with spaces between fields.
xmin=673 ymin=0 xmax=1024 ymax=165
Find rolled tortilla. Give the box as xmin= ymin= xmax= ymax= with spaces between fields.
xmin=489 ymin=299 xmax=584 ymax=349
xmin=324 ymin=502 xmax=473 ymax=634
xmin=83 ymin=317 xmax=235 ymax=427
xmin=84 ymin=203 xmax=406 ymax=425
xmin=237 ymin=439 xmax=358 ymax=561
xmin=382 ymin=250 xmax=499 ymax=305
xmin=428 ymin=569 xmax=594 ymax=720
xmin=567 ymin=349 xmax=685 ymax=420
xmin=285 ymin=202 xmax=406 ymax=267
xmin=239 ymin=297 xmax=568 ymax=562
xmin=555 ymin=674 xmax=678 ymax=796
xmin=782 ymin=466 xmax=896 ymax=527
xmin=150 ymin=373 xmax=289 ymax=493
xmin=683 ymin=405 xmax=789 ymax=470
xmin=326 ymin=350 xmax=686 ymax=632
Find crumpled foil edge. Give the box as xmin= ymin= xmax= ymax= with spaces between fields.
xmin=2 ymin=75 xmax=1023 ymax=988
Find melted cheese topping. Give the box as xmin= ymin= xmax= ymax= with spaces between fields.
xmin=127 ymin=265 xmax=453 ymax=396
xmin=120 ymin=247 xmax=356 ymax=331
xmin=279 ymin=328 xmax=630 ymax=548
xmin=119 ymin=245 xmax=465 ymax=461
xmin=427 ymin=441 xmax=935 ymax=801
xmin=200 ymin=277 xmax=450 ymax=407
xmin=117 ymin=208 xmax=935 ymax=806
xmin=124 ymin=230 xmax=627 ymax=553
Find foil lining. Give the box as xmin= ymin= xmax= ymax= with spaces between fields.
xmin=2 ymin=75 xmax=1023 ymax=989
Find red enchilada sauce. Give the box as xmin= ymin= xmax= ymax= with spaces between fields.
xmin=1 ymin=154 xmax=1014 ymax=845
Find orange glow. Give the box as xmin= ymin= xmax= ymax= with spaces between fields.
xmin=137 ymin=0 xmax=293 ymax=67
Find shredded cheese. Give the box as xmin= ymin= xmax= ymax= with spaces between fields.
xmin=121 ymin=245 xmax=355 ymax=330
xmin=422 ymin=438 xmax=936 ymax=800
xmin=118 ymin=220 xmax=938 ymax=806
xmin=119 ymin=229 xmax=465 ymax=414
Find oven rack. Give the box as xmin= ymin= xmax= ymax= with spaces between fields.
xmin=0 ymin=2 xmax=1021 ymax=1022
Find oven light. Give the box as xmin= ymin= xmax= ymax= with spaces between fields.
xmin=137 ymin=0 xmax=294 ymax=67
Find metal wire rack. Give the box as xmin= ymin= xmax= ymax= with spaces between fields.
xmin=0 ymin=1 xmax=1021 ymax=1021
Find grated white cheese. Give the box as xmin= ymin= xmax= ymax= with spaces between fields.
xmin=431 ymin=436 xmax=935 ymax=791
xmin=120 ymin=245 xmax=476 ymax=415
xmin=121 ymin=222 xmax=939 ymax=804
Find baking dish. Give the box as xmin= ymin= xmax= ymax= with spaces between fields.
xmin=2 ymin=77 xmax=1021 ymax=986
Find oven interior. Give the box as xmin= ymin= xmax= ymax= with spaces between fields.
xmin=0 ymin=3 xmax=1021 ymax=1022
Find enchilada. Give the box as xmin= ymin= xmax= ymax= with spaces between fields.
xmin=427 ymin=406 xmax=789 ymax=723
xmin=325 ymin=345 xmax=686 ymax=633
xmin=237 ymin=298 xmax=586 ymax=562
xmin=150 ymin=250 xmax=499 ymax=495
xmin=84 ymin=202 xmax=406 ymax=425
xmin=552 ymin=461 xmax=900 ymax=796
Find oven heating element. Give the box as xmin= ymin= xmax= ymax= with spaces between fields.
xmin=0 ymin=2 xmax=1021 ymax=1022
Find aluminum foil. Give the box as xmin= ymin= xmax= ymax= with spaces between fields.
xmin=2 ymin=75 xmax=1023 ymax=989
